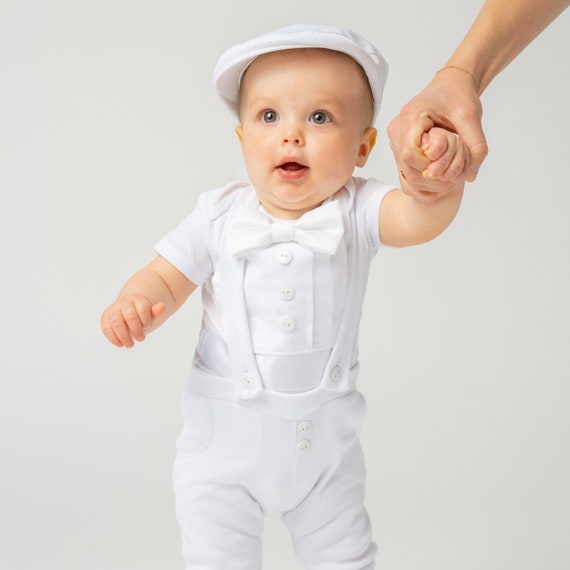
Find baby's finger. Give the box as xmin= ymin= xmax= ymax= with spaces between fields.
xmin=422 ymin=157 xmax=449 ymax=180
xmin=106 ymin=310 xmax=136 ymax=348
xmin=151 ymin=302 xmax=167 ymax=322
xmin=421 ymin=131 xmax=447 ymax=162
xmin=422 ymin=133 xmax=456 ymax=178
xmin=101 ymin=314 xmax=127 ymax=348
xmin=439 ymin=141 xmax=468 ymax=181
xmin=132 ymin=296 xmax=155 ymax=331
xmin=120 ymin=301 xmax=147 ymax=343
xmin=426 ymin=133 xmax=469 ymax=181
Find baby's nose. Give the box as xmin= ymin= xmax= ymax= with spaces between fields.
xmin=281 ymin=128 xmax=304 ymax=145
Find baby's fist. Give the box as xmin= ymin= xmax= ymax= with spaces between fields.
xmin=101 ymin=295 xmax=166 ymax=348
xmin=421 ymin=127 xmax=468 ymax=182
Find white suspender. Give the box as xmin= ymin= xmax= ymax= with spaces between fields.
xmin=219 ymin=183 xmax=364 ymax=407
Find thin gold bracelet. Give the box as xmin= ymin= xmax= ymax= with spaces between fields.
xmin=436 ymin=65 xmax=479 ymax=91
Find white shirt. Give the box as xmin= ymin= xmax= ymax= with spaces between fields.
xmin=155 ymin=176 xmax=395 ymax=397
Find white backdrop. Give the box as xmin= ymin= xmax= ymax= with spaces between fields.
xmin=1 ymin=1 xmax=569 ymax=568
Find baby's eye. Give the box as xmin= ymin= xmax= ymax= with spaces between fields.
xmin=261 ymin=110 xmax=279 ymax=123
xmin=309 ymin=111 xmax=331 ymax=125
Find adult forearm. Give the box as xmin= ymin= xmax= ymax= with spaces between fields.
xmin=447 ymin=0 xmax=569 ymax=94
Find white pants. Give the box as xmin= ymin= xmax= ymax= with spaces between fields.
xmin=173 ymin=389 xmax=376 ymax=569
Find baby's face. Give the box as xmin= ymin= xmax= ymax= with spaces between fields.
xmin=236 ymin=48 xmax=377 ymax=219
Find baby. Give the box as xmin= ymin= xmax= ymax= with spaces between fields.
xmin=101 ymin=24 xmax=466 ymax=570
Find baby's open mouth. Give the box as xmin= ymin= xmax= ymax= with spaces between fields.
xmin=278 ymin=162 xmax=306 ymax=171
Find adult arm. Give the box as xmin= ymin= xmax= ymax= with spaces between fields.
xmin=391 ymin=0 xmax=570 ymax=190
xmin=454 ymin=0 xmax=569 ymax=95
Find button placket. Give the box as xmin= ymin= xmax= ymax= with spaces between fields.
xmin=277 ymin=249 xmax=297 ymax=333
xmin=278 ymin=249 xmax=293 ymax=265
xmin=279 ymin=315 xmax=296 ymax=332
xmin=296 ymin=419 xmax=313 ymax=453
xmin=279 ymin=283 xmax=295 ymax=302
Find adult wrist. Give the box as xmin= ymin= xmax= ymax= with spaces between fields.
xmin=435 ymin=65 xmax=479 ymax=92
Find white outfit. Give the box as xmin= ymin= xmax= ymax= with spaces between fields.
xmin=154 ymin=176 xmax=395 ymax=569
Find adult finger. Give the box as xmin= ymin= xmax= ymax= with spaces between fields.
xmin=397 ymin=166 xmax=446 ymax=203
xmin=388 ymin=114 xmax=431 ymax=175
xmin=453 ymin=106 xmax=488 ymax=181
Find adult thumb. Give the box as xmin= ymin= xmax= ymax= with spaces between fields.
xmin=455 ymin=115 xmax=488 ymax=181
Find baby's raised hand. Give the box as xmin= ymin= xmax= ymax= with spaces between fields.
xmin=101 ymin=294 xmax=166 ymax=348
xmin=389 ymin=119 xmax=467 ymax=203
xmin=421 ymin=127 xmax=468 ymax=183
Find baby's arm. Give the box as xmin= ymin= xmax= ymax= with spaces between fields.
xmin=380 ymin=127 xmax=466 ymax=247
xmin=101 ymin=256 xmax=197 ymax=348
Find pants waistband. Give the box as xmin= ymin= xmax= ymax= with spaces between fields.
xmin=187 ymin=364 xmax=355 ymax=420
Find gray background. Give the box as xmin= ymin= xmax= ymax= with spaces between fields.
xmin=1 ymin=0 xmax=568 ymax=568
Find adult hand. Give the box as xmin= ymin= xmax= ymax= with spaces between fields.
xmin=390 ymin=67 xmax=488 ymax=193
xmin=388 ymin=123 xmax=468 ymax=203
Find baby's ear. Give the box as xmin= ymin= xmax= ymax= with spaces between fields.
xmin=235 ymin=125 xmax=243 ymax=143
xmin=356 ymin=127 xmax=377 ymax=167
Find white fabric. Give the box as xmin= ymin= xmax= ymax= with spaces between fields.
xmin=213 ymin=24 xmax=388 ymax=123
xmin=173 ymin=390 xmax=376 ymax=569
xmin=155 ymin=177 xmax=395 ymax=567
xmin=228 ymin=199 xmax=344 ymax=257
xmin=243 ymin=242 xmax=334 ymax=354
xmin=154 ymin=177 xmax=395 ymax=406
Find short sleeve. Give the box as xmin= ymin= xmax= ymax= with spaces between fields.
xmin=154 ymin=193 xmax=213 ymax=286
xmin=352 ymin=177 xmax=397 ymax=251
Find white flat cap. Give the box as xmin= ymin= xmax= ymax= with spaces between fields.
xmin=213 ymin=23 xmax=388 ymax=123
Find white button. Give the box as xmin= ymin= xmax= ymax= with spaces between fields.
xmin=297 ymin=440 xmax=311 ymax=452
xmin=240 ymin=371 xmax=254 ymax=388
xmin=279 ymin=316 xmax=296 ymax=332
xmin=298 ymin=421 xmax=313 ymax=434
xmin=279 ymin=284 xmax=295 ymax=301
xmin=279 ymin=250 xmax=293 ymax=265
xmin=330 ymin=365 xmax=343 ymax=383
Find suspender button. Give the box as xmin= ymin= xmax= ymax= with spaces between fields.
xmin=330 ymin=365 xmax=343 ymax=383
xmin=240 ymin=371 xmax=254 ymax=388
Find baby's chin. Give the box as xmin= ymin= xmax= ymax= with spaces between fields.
xmin=259 ymin=194 xmax=338 ymax=220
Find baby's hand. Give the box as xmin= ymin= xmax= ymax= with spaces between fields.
xmin=389 ymin=119 xmax=467 ymax=203
xmin=421 ymin=127 xmax=468 ymax=182
xmin=101 ymin=294 xmax=166 ymax=348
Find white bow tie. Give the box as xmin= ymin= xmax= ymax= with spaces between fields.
xmin=228 ymin=200 xmax=344 ymax=257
